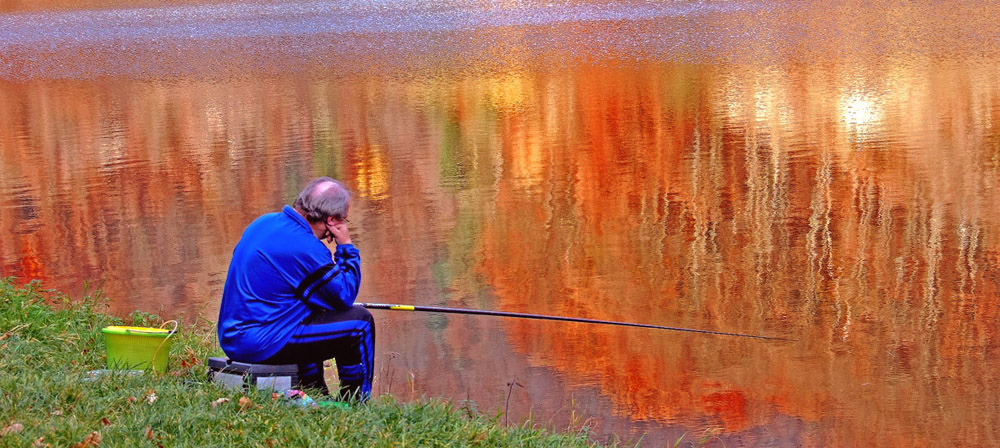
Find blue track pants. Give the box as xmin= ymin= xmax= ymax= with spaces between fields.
xmin=262 ymin=305 xmax=375 ymax=402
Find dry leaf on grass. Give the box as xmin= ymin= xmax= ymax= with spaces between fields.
xmin=71 ymin=431 xmax=101 ymax=448
xmin=211 ymin=398 xmax=230 ymax=408
xmin=0 ymin=323 xmax=29 ymax=342
xmin=145 ymin=389 xmax=157 ymax=405
xmin=145 ymin=426 xmax=155 ymax=440
xmin=238 ymin=396 xmax=255 ymax=411
xmin=178 ymin=348 xmax=201 ymax=368
xmin=99 ymin=418 xmax=111 ymax=426
xmin=1 ymin=423 xmax=23 ymax=436
xmin=33 ymin=436 xmax=49 ymax=447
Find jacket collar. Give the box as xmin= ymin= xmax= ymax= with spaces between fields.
xmin=282 ymin=205 xmax=312 ymax=231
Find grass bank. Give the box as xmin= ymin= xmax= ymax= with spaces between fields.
xmin=0 ymin=279 xmax=603 ymax=447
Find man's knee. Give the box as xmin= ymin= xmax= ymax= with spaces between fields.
xmin=349 ymin=305 xmax=374 ymax=325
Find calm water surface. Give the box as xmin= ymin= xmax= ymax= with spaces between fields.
xmin=2 ymin=0 xmax=1000 ymax=446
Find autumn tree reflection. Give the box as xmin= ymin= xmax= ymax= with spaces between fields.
xmin=2 ymin=56 xmax=999 ymax=446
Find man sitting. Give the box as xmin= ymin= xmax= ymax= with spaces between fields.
xmin=217 ymin=177 xmax=374 ymax=402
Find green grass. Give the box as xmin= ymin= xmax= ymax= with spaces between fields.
xmin=0 ymin=278 xmax=604 ymax=447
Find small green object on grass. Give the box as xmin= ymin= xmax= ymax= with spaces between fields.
xmin=318 ymin=400 xmax=351 ymax=410
xmin=101 ymin=323 xmax=177 ymax=373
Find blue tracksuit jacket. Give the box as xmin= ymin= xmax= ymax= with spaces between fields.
xmin=217 ymin=205 xmax=361 ymax=362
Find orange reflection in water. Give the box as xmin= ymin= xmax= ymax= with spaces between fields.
xmin=469 ymin=60 xmax=1000 ymax=445
xmin=2 ymin=59 xmax=1000 ymax=444
xmin=3 ymin=29 xmax=1000 ymax=448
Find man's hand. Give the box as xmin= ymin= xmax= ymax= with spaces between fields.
xmin=327 ymin=221 xmax=352 ymax=245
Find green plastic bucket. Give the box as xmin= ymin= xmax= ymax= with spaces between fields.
xmin=102 ymin=324 xmax=176 ymax=373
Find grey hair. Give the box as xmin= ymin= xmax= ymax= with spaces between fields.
xmin=293 ymin=177 xmax=351 ymax=222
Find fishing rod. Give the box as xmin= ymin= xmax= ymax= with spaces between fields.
xmin=358 ymin=302 xmax=796 ymax=342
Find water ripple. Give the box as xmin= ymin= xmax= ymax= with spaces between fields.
xmin=0 ymin=0 xmax=757 ymax=46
